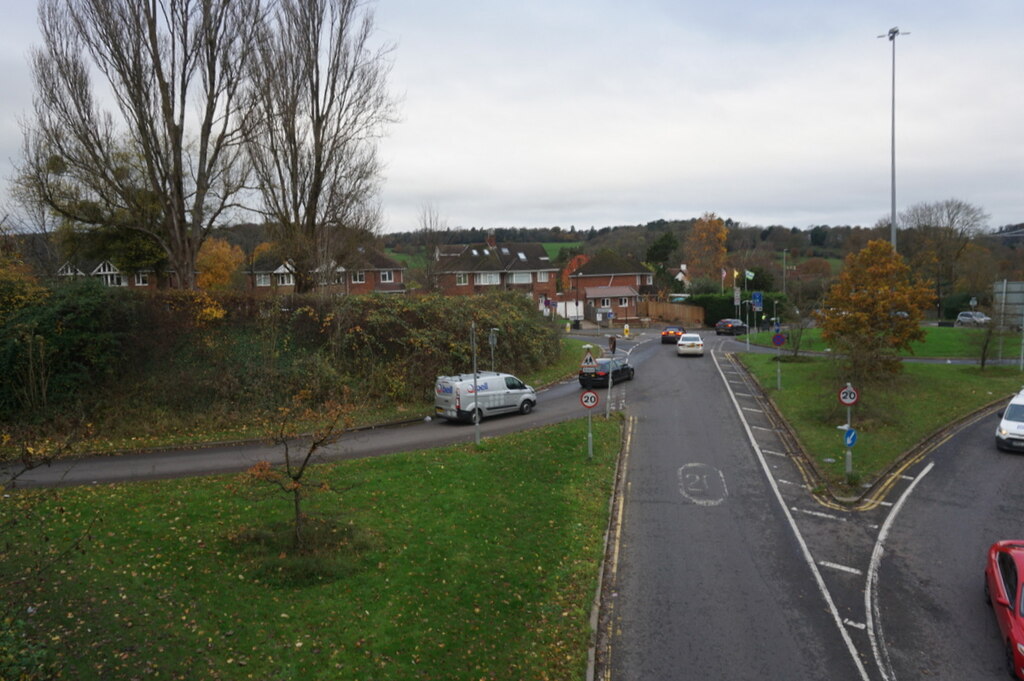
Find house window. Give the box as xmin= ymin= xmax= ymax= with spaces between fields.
xmin=256 ymin=273 xmax=271 ymax=287
xmin=619 ymin=297 xmax=629 ymax=307
xmin=537 ymin=271 xmax=549 ymax=283
xmin=135 ymin=272 xmax=149 ymax=287
xmin=645 ymin=274 xmax=653 ymax=285
xmin=351 ymin=271 xmax=365 ymax=284
xmin=101 ymin=273 xmax=124 ymax=287
xmin=475 ymin=272 xmax=500 ymax=286
xmin=601 ymin=298 xmax=611 ymax=308
xmin=277 ymin=273 xmax=294 ymax=287
xmin=456 ymin=273 xmax=468 ymax=286
xmin=509 ymin=272 xmax=531 ymax=284
xmin=381 ymin=270 xmax=394 ymax=283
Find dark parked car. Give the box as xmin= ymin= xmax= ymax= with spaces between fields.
xmin=660 ymin=326 xmax=685 ymax=344
xmin=715 ymin=318 xmax=747 ymax=335
xmin=579 ymin=357 xmax=635 ymax=388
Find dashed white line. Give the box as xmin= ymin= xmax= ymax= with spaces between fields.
xmin=751 ymin=425 xmax=774 ymax=432
xmin=777 ymin=479 xmax=803 ymax=487
xmin=762 ymin=449 xmax=787 ymax=458
xmin=820 ymin=561 xmax=864 ymax=576
xmin=791 ymin=506 xmax=847 ymax=522
xmin=844 ymin=619 xmax=867 ymax=630
xmin=899 ymin=475 xmax=915 ymax=481
xmin=742 ymin=407 xmax=764 ymax=413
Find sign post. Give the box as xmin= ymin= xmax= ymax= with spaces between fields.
xmin=838 ymin=383 xmax=860 ymax=479
xmin=772 ymin=332 xmax=786 ymax=390
xmin=581 ymin=389 xmax=599 ymax=459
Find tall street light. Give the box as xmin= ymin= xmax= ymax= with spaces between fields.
xmin=879 ymin=26 xmax=909 ymax=251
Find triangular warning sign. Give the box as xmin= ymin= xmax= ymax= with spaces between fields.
xmin=581 ymin=350 xmax=597 ymax=368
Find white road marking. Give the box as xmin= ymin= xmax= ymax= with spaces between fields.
xmin=820 ymin=561 xmax=864 ymax=576
xmin=762 ymin=449 xmax=787 ymax=457
xmin=792 ymin=506 xmax=847 ymax=522
xmin=751 ymin=425 xmax=774 ymax=432
xmin=900 ymin=475 xmax=915 ymax=481
xmin=742 ymin=407 xmax=764 ymax=414
xmin=866 ymin=461 xmax=935 ymax=681
xmin=844 ymin=619 xmax=867 ymax=630
xmin=711 ymin=349 xmax=871 ymax=681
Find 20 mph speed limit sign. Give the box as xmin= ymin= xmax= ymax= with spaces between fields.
xmin=838 ymin=383 xmax=859 ymax=406
xmin=580 ymin=390 xmax=599 ymax=409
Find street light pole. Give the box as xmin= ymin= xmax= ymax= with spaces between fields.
xmin=879 ymin=26 xmax=909 ymax=252
xmin=782 ymin=249 xmax=788 ymax=297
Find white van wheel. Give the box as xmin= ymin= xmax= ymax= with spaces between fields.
xmin=472 ymin=409 xmax=483 ymax=424
xmin=520 ymin=400 xmax=534 ymax=415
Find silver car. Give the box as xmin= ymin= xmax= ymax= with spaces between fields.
xmin=956 ymin=311 xmax=991 ymax=327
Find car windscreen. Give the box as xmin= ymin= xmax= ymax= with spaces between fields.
xmin=1005 ymin=404 xmax=1024 ymax=423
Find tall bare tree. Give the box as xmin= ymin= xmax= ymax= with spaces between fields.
xmin=244 ymin=0 xmax=397 ymax=293
xmin=898 ymin=198 xmax=989 ymax=307
xmin=417 ymin=201 xmax=447 ymax=291
xmin=17 ymin=0 xmax=261 ymax=289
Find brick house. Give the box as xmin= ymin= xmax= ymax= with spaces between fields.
xmin=433 ymin=235 xmax=559 ymax=307
xmin=247 ymin=248 xmax=406 ymax=296
xmin=56 ymin=259 xmax=172 ymax=289
xmin=568 ymin=251 xmax=655 ymax=324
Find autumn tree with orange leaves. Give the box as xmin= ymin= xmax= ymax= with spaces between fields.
xmin=683 ymin=212 xmax=727 ymax=280
xmin=196 ymin=237 xmax=245 ymax=291
xmin=815 ymin=240 xmax=933 ymax=383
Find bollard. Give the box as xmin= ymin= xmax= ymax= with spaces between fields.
xmin=624 ymin=323 xmax=630 ymax=338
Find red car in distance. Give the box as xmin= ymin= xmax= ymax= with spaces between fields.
xmin=985 ymin=540 xmax=1024 ymax=678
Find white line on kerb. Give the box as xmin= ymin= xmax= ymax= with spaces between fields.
xmin=820 ymin=561 xmax=864 ymax=576
xmin=866 ymin=461 xmax=935 ymax=681
xmin=711 ymin=349 xmax=871 ymax=681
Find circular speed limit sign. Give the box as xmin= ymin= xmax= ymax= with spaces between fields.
xmin=838 ymin=384 xmax=859 ymax=406
xmin=580 ymin=390 xmax=599 ymax=409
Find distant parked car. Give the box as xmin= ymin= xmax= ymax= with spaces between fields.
xmin=956 ymin=311 xmax=991 ymax=327
xmin=660 ymin=326 xmax=685 ymax=344
xmin=715 ymin=318 xmax=747 ymax=336
xmin=578 ymin=357 xmax=634 ymax=388
xmin=676 ymin=333 xmax=704 ymax=357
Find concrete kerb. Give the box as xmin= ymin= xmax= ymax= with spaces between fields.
xmin=587 ymin=412 xmax=632 ymax=681
xmin=730 ymin=355 xmax=1012 ymax=509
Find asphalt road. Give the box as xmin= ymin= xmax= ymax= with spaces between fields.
xmin=5 ymin=327 xmax=1018 ymax=680
xmin=604 ymin=335 xmax=863 ymax=680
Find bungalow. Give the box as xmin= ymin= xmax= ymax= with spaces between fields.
xmin=56 ymin=259 xmax=169 ymax=289
xmin=247 ymin=248 xmax=407 ymax=296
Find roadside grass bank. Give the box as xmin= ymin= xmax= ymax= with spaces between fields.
xmin=1 ymin=417 xmax=621 ymax=681
xmin=738 ymin=353 xmax=1024 ymax=493
xmin=745 ymin=325 xmax=1007 ymax=358
xmin=3 ymin=336 xmax=590 ymax=460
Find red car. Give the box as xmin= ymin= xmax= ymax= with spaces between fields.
xmin=985 ymin=540 xmax=1024 ymax=678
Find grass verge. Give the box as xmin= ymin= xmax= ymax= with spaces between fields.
xmin=1 ymin=416 xmax=621 ymax=680
xmin=745 ymin=325 xmax=1009 ymax=358
xmin=739 ymin=353 xmax=1024 ymax=493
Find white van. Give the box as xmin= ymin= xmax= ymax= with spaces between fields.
xmin=996 ymin=388 xmax=1024 ymax=452
xmin=434 ymin=372 xmax=536 ymax=423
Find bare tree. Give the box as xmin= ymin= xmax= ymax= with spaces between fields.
xmin=244 ymin=0 xmax=397 ymax=293
xmin=17 ymin=0 xmax=262 ymax=289
xmin=417 ymin=201 xmax=447 ymax=291
xmin=898 ymin=199 xmax=989 ymax=308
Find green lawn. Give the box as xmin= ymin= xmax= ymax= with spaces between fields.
xmin=1 ymin=417 xmax=620 ymax=680
xmin=746 ymin=325 xmax=1012 ymax=359
xmin=739 ymin=353 xmax=1024 ymax=491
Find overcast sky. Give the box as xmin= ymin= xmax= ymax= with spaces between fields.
xmin=3 ymin=1 xmax=1023 ymax=233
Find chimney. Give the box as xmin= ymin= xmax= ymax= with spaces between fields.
xmin=486 ymin=231 xmax=496 ymax=249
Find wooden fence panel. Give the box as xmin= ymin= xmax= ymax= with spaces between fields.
xmin=639 ymin=301 xmax=705 ymax=327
